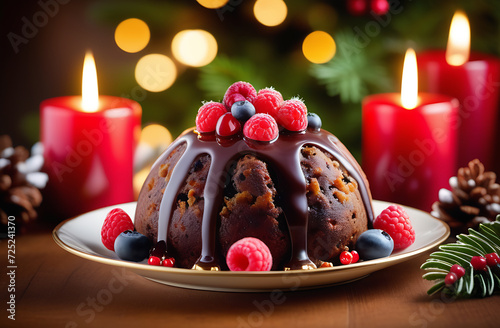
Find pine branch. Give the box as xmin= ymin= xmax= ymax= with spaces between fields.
xmin=309 ymin=30 xmax=392 ymax=104
xmin=197 ymin=56 xmax=266 ymax=101
xmin=421 ymin=215 xmax=500 ymax=298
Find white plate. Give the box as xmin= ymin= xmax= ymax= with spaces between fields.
xmin=53 ymin=201 xmax=449 ymax=292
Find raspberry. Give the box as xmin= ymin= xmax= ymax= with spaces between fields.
xmin=340 ymin=251 xmax=353 ymax=265
xmin=444 ymin=272 xmax=458 ymax=286
xmin=226 ymin=237 xmax=273 ymax=271
xmin=373 ymin=204 xmax=415 ymax=250
xmin=101 ymin=208 xmax=135 ymax=251
xmin=216 ymin=112 xmax=241 ymax=137
xmin=223 ymin=81 xmax=257 ymax=110
xmin=195 ymin=101 xmax=227 ymax=133
xmin=450 ymin=264 xmax=465 ymax=278
xmin=253 ymin=87 xmax=283 ymax=119
xmin=276 ymin=99 xmax=308 ymax=132
xmin=243 ymin=113 xmax=279 ymax=142
xmin=471 ymin=256 xmax=487 ymax=271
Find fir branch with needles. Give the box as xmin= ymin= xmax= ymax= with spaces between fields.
xmin=421 ymin=215 xmax=500 ymax=298
xmin=309 ymin=30 xmax=393 ymax=104
xmin=197 ymin=56 xmax=266 ymax=101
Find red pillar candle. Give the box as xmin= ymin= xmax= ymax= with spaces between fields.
xmin=41 ymin=53 xmax=141 ymax=219
xmin=417 ymin=11 xmax=500 ymax=169
xmin=362 ymin=49 xmax=459 ymax=211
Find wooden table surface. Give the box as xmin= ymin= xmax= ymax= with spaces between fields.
xmin=1 ymin=224 xmax=499 ymax=328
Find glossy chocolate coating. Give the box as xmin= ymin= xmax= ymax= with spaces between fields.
xmin=156 ymin=128 xmax=374 ymax=270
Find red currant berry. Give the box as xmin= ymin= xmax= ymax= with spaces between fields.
xmin=148 ymin=256 xmax=161 ymax=266
xmin=485 ymin=253 xmax=500 ymax=267
xmin=347 ymin=0 xmax=367 ymax=16
xmin=340 ymin=251 xmax=353 ymax=265
xmin=444 ymin=272 xmax=458 ymax=286
xmin=471 ymin=256 xmax=487 ymax=271
xmin=162 ymin=257 xmax=175 ymax=267
xmin=370 ymin=0 xmax=389 ymax=15
xmin=351 ymin=250 xmax=360 ymax=263
xmin=216 ymin=112 xmax=241 ymax=137
xmin=450 ymin=264 xmax=465 ymax=278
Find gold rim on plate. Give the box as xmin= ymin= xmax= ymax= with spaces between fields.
xmin=52 ymin=201 xmax=450 ymax=291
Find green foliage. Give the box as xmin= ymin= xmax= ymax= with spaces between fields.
xmin=421 ymin=215 xmax=500 ymax=298
xmin=54 ymin=0 xmax=500 ymax=156
xmin=89 ymin=1 xmax=182 ymax=30
xmin=309 ymin=30 xmax=392 ymax=103
xmin=197 ymin=56 xmax=266 ymax=101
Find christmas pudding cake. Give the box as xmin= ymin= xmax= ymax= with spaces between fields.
xmin=134 ymin=82 xmax=374 ymax=271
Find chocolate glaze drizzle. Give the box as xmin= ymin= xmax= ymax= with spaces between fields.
xmin=157 ymin=128 xmax=374 ymax=270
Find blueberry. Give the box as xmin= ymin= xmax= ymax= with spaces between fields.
xmin=355 ymin=229 xmax=394 ymax=260
xmin=231 ymin=100 xmax=256 ymax=122
xmin=307 ymin=112 xmax=322 ymax=131
xmin=114 ymin=230 xmax=151 ymax=262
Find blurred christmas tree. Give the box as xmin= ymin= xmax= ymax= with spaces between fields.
xmin=71 ymin=0 xmax=500 ymax=158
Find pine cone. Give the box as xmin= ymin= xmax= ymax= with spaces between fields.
xmin=431 ymin=159 xmax=500 ymax=232
xmin=0 ymin=135 xmax=48 ymax=234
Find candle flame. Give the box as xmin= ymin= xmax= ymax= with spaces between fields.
xmin=81 ymin=51 xmax=99 ymax=112
xmin=401 ymin=48 xmax=418 ymax=110
xmin=446 ymin=10 xmax=470 ymax=66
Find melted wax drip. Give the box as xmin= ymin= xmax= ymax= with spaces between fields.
xmin=157 ymin=128 xmax=374 ymax=270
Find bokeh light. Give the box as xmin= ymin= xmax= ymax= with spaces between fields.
xmin=196 ymin=0 xmax=229 ymax=9
xmin=302 ymin=31 xmax=336 ymax=64
xmin=134 ymin=124 xmax=173 ymax=199
xmin=135 ymin=54 xmax=177 ymax=92
xmin=133 ymin=167 xmax=150 ymax=199
xmin=171 ymin=30 xmax=218 ymax=67
xmin=114 ymin=18 xmax=150 ymax=53
xmin=140 ymin=124 xmax=173 ymax=149
xmin=254 ymin=0 xmax=287 ymax=27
